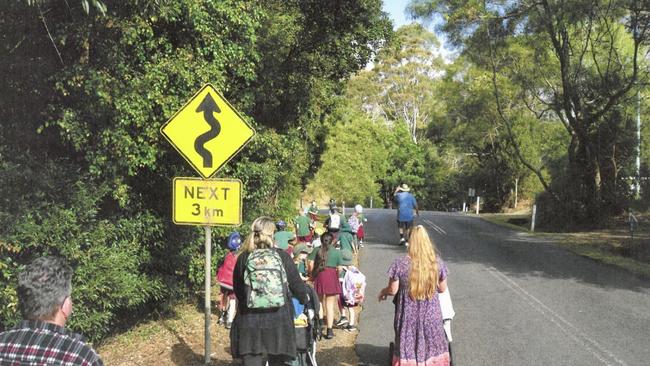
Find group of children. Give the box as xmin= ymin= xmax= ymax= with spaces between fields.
xmin=215 ymin=201 xmax=369 ymax=337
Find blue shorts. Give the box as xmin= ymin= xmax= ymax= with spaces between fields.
xmin=398 ymin=220 xmax=413 ymax=230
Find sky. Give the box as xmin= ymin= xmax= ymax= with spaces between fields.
xmin=382 ymin=0 xmax=413 ymax=29
xmin=381 ymin=0 xmax=456 ymax=60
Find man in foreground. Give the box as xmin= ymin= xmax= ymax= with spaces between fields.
xmin=0 ymin=256 xmax=103 ymax=365
xmin=394 ymin=183 xmax=419 ymax=246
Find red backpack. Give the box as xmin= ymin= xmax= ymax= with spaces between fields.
xmin=216 ymin=252 xmax=238 ymax=289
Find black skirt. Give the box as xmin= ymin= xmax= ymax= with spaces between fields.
xmin=230 ymin=302 xmax=297 ymax=358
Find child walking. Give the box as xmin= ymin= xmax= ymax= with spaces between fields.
xmin=293 ymin=243 xmax=311 ymax=281
xmin=216 ymin=231 xmax=242 ymax=329
xmin=354 ymin=204 xmax=368 ymax=247
xmin=338 ymin=250 xmax=366 ymax=331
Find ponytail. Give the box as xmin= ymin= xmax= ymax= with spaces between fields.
xmin=312 ymin=232 xmax=333 ymax=277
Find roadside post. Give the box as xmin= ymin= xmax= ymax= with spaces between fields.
xmin=476 ymin=196 xmax=480 ymax=215
xmin=468 ymin=188 xmax=476 ymax=214
xmin=160 ymin=84 xmax=255 ymax=365
xmin=628 ymin=210 xmax=638 ymax=240
xmin=531 ymin=204 xmax=537 ymax=232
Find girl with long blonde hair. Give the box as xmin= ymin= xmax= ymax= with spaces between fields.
xmin=378 ymin=225 xmax=450 ymax=366
xmin=241 ymin=216 xmax=275 ymax=252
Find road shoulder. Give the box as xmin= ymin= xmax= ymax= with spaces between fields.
xmin=480 ymin=213 xmax=650 ymax=279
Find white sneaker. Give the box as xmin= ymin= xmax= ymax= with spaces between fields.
xmin=405 ymin=242 xmax=409 ymax=247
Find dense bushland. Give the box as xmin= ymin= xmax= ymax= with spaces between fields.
xmin=0 ymin=0 xmax=391 ymax=340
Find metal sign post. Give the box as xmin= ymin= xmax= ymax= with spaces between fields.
xmin=161 ymin=84 xmax=257 ymax=365
xmin=204 ymin=226 xmax=212 ymax=364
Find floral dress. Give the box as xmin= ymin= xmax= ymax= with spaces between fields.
xmin=388 ymin=255 xmax=449 ymax=366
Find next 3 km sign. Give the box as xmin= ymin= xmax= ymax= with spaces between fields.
xmin=173 ymin=178 xmax=242 ymax=226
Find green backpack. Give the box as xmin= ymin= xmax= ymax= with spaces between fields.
xmin=244 ymin=249 xmax=287 ymax=310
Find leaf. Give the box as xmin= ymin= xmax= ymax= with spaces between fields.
xmin=94 ymin=0 xmax=107 ymax=15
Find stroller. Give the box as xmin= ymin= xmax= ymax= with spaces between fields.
xmin=292 ymin=285 xmax=321 ymax=366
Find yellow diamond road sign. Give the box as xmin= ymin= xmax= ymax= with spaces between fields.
xmin=173 ymin=178 xmax=242 ymax=226
xmin=161 ymin=84 xmax=256 ymax=178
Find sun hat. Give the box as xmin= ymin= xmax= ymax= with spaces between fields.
xmin=341 ymin=249 xmax=353 ymax=265
xmin=397 ymin=183 xmax=410 ymax=192
xmin=294 ymin=243 xmax=311 ymax=254
xmin=354 ymin=204 xmax=363 ymax=213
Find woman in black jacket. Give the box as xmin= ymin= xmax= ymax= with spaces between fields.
xmin=231 ymin=216 xmax=309 ymax=366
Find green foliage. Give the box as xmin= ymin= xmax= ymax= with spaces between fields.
xmin=1 ymin=0 xmax=390 ymax=340
xmin=0 ymin=171 xmax=167 ymax=339
xmin=410 ymin=0 xmax=650 ymax=224
xmin=310 ymin=25 xmax=455 ymax=210
xmin=306 ymin=102 xmax=387 ymax=204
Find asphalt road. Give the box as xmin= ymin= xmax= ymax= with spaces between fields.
xmin=354 ymin=209 xmax=650 ymax=366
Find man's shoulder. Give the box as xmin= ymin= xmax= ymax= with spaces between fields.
xmin=0 ymin=321 xmax=103 ymax=365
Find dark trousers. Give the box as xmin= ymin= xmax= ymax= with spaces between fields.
xmin=241 ymin=354 xmax=295 ymax=366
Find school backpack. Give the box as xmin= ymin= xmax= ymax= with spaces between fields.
xmin=216 ymin=252 xmax=238 ymax=289
xmin=328 ymin=213 xmax=341 ymax=230
xmin=244 ymin=249 xmax=287 ymax=310
xmin=342 ymin=266 xmax=366 ymax=306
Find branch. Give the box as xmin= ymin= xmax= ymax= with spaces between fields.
xmin=522 ymin=94 xmax=551 ymax=120
xmin=540 ymin=0 xmax=580 ymax=130
xmin=37 ymin=3 xmax=64 ymax=66
xmin=7 ymin=35 xmax=26 ymax=55
xmin=487 ymin=28 xmax=560 ymax=202
xmin=550 ymin=102 xmax=574 ymax=135
xmin=590 ymin=11 xmax=642 ymax=121
xmin=575 ymin=7 xmax=595 ymax=81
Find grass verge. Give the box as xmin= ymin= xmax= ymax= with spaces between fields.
xmin=480 ymin=213 xmax=531 ymax=232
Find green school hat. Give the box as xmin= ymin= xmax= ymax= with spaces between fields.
xmin=294 ymin=243 xmax=311 ymax=254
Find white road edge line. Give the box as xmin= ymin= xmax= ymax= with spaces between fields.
xmin=486 ymin=266 xmax=627 ymax=366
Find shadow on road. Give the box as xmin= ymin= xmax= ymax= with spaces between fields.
xmin=356 ymin=343 xmax=390 ymax=366
xmin=431 ymin=213 xmax=650 ymax=292
xmin=363 ymin=209 xmax=650 ymax=292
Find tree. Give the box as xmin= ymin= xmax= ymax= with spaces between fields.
xmin=410 ymin=0 xmax=650 ymax=224
xmin=305 ymin=100 xmax=389 ymax=205
xmin=0 ymin=0 xmax=391 ymax=338
xmin=365 ymin=24 xmax=445 ymax=143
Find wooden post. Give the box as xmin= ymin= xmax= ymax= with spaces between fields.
xmin=531 ymin=205 xmax=537 ymax=232
xmin=514 ymin=178 xmax=519 ymax=208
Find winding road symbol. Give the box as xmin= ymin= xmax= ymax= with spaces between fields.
xmin=194 ymin=93 xmax=221 ymax=168
xmin=160 ymin=84 xmax=255 ymax=179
